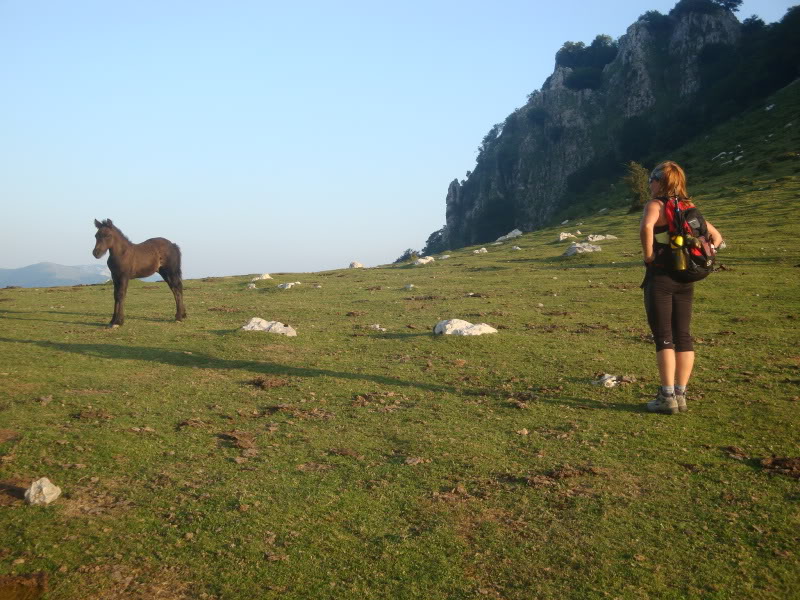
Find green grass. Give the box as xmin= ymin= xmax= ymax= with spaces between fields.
xmin=1 ymin=91 xmax=799 ymax=600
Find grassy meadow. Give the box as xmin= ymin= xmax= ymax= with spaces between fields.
xmin=1 ymin=91 xmax=799 ymax=599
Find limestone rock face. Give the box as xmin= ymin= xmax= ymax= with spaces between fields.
xmin=429 ymin=9 xmax=742 ymax=253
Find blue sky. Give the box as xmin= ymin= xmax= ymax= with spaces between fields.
xmin=0 ymin=0 xmax=793 ymax=278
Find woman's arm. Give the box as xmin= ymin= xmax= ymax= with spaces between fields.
xmin=705 ymin=221 xmax=723 ymax=247
xmin=640 ymin=200 xmax=661 ymax=263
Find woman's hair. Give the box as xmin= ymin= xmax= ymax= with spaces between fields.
xmin=650 ymin=161 xmax=690 ymax=201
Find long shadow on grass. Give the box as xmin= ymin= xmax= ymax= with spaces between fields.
xmin=0 ymin=337 xmax=458 ymax=394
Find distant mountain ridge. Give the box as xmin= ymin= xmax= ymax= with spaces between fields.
xmin=0 ymin=262 xmax=113 ymax=288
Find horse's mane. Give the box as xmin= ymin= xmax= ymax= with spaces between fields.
xmin=100 ymin=219 xmax=132 ymax=244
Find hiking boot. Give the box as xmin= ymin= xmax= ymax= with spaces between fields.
xmin=647 ymin=390 xmax=679 ymax=415
xmin=675 ymin=393 xmax=687 ymax=413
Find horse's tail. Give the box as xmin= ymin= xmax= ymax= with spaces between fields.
xmin=169 ymin=242 xmax=183 ymax=280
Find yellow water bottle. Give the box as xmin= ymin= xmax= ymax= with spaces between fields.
xmin=671 ymin=235 xmax=687 ymax=271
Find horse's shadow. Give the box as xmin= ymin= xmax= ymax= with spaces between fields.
xmin=0 ymin=337 xmax=457 ymax=395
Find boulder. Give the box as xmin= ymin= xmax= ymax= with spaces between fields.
xmin=586 ymin=234 xmax=617 ymax=242
xmin=349 ymin=262 xmax=364 ymax=269
xmin=251 ymin=274 xmax=272 ymax=281
xmin=438 ymin=255 xmax=451 ymax=260
xmin=414 ymin=256 xmax=435 ymax=266
xmin=557 ymin=232 xmax=577 ymax=242
xmin=247 ymin=283 xmax=256 ymax=289
xmin=241 ymin=318 xmax=297 ymax=336
xmin=496 ymin=228 xmax=523 ymax=242
xmin=473 ymin=248 xmax=488 ymax=254
xmin=277 ymin=281 xmax=301 ymax=290
xmin=404 ymin=284 xmax=415 ymax=290
xmin=369 ymin=324 xmax=387 ymax=332
xmin=25 ymin=477 xmax=61 ymax=505
xmin=563 ymin=242 xmax=601 ymax=256
xmin=433 ymin=319 xmax=498 ymax=336
xmin=512 ymin=246 xmax=522 ymax=251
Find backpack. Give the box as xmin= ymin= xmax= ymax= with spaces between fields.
xmin=658 ymin=196 xmax=716 ymax=283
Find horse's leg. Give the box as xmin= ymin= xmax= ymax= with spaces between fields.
xmin=111 ymin=276 xmax=128 ymax=327
xmin=159 ymin=268 xmax=186 ymax=321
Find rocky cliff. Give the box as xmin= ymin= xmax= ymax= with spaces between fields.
xmin=427 ymin=4 xmax=743 ymax=252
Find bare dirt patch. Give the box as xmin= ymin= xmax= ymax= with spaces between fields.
xmin=760 ymin=456 xmax=800 ymax=479
xmin=0 ymin=429 xmax=20 ymax=444
xmin=246 ymin=376 xmax=290 ymax=390
xmin=0 ymin=572 xmax=48 ymax=600
xmin=0 ymin=479 xmax=27 ymax=506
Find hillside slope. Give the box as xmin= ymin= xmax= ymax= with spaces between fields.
xmin=0 ymin=83 xmax=798 ymax=598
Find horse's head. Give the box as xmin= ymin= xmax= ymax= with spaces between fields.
xmin=93 ymin=219 xmax=114 ymax=258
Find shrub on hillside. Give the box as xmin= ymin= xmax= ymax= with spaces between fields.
xmin=623 ymin=161 xmax=651 ymax=213
xmin=393 ymin=249 xmax=420 ymax=264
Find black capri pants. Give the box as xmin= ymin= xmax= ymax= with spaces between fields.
xmin=643 ymin=269 xmax=694 ymax=352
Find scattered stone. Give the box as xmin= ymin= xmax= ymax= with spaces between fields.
xmin=36 ymin=396 xmax=53 ymax=406
xmin=246 ymin=283 xmax=256 ymax=290
xmin=277 ymin=282 xmax=301 ymax=290
xmin=536 ymin=303 xmax=544 ymax=308
xmin=438 ymin=255 xmax=451 ymax=260
xmin=404 ymin=457 xmax=430 ymax=466
xmin=241 ymin=318 xmax=297 ymax=336
xmin=251 ymin=274 xmax=272 ymax=281
xmin=765 ymin=104 xmax=775 ymax=111
xmin=512 ymin=246 xmax=521 ymax=251
xmin=496 ymin=228 xmax=523 ymax=242
xmin=404 ymin=284 xmax=415 ymax=290
xmin=597 ymin=207 xmax=608 ymax=214
xmin=473 ymin=248 xmax=488 ymax=254
xmin=516 ymin=428 xmax=529 ymax=436
xmin=433 ymin=319 xmax=497 ymax=336
xmin=561 ymin=219 xmax=569 ymax=225
xmin=563 ymin=242 xmax=601 ymax=256
xmin=25 ymin=477 xmax=61 ymax=505
xmin=557 ymin=232 xmax=577 ymax=242
xmin=313 ymin=284 xmax=322 ymax=288
xmin=591 ymin=374 xmax=636 ymax=388
xmin=490 ymin=242 xmax=503 ymax=246
xmin=413 ymin=256 xmax=435 ymax=266
xmin=586 ymin=234 xmax=618 ymax=242
xmin=349 ymin=262 xmax=364 ymax=269
xmin=369 ymin=324 xmax=387 ymax=332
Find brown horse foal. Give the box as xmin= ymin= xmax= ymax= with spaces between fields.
xmin=92 ymin=219 xmax=187 ymax=327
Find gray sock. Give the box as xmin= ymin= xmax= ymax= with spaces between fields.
xmin=661 ymin=385 xmax=674 ymax=396
xmin=675 ymin=385 xmax=686 ymax=396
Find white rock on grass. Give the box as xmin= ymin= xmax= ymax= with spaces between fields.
xmin=438 ymin=255 xmax=451 ymax=260
xmin=586 ymin=234 xmax=618 ymax=242
xmin=25 ymin=478 xmax=61 ymax=505
xmin=558 ymin=232 xmax=577 ymax=242
xmin=597 ymin=208 xmax=608 ymax=214
xmin=251 ymin=274 xmax=272 ymax=281
xmin=512 ymin=246 xmax=522 ymax=251
xmin=414 ymin=256 xmax=435 ymax=266
xmin=473 ymin=248 xmax=488 ymax=254
xmin=277 ymin=282 xmax=301 ymax=290
xmin=247 ymin=283 xmax=257 ymax=289
xmin=496 ymin=228 xmax=523 ymax=242
xmin=561 ymin=220 xmax=569 ymax=225
xmin=349 ymin=262 xmax=364 ymax=269
xmin=369 ymin=324 xmax=387 ymax=332
xmin=404 ymin=284 xmax=415 ymax=290
xmin=491 ymin=242 xmax=503 ymax=246
xmin=765 ymin=104 xmax=775 ymax=111
xmin=241 ymin=318 xmax=297 ymax=336
xmin=563 ymin=242 xmax=601 ymax=256
xmin=434 ymin=319 xmax=497 ymax=336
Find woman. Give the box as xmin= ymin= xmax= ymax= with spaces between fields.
xmin=640 ymin=161 xmax=723 ymax=414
